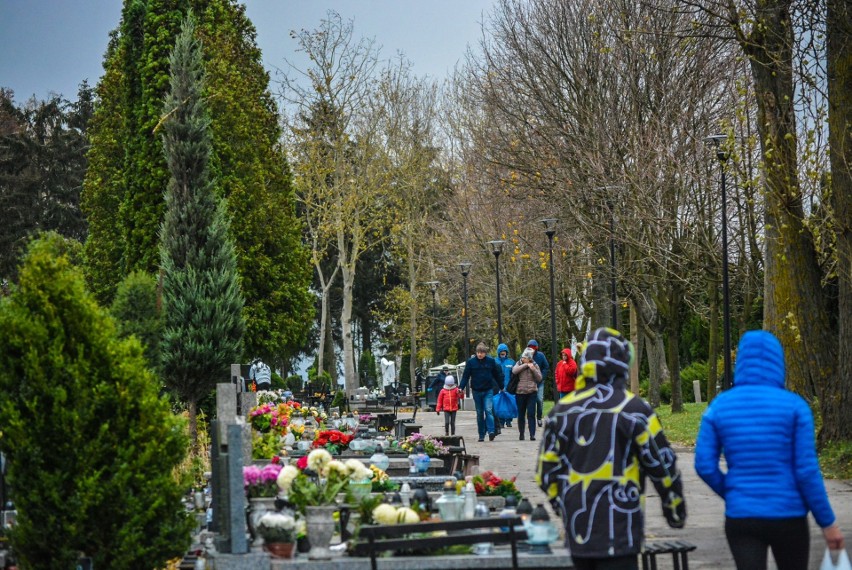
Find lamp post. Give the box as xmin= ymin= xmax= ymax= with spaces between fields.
xmin=540 ymin=218 xmax=558 ymax=381
xmin=459 ymin=262 xmax=472 ymax=360
xmin=459 ymin=262 xmax=472 ymax=399
xmin=705 ymin=134 xmax=732 ymax=391
xmin=424 ymin=281 xmax=440 ymax=367
xmin=487 ymin=240 xmax=506 ymax=344
xmin=598 ymin=186 xmax=621 ymax=329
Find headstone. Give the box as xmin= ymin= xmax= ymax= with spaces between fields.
xmin=231 ymin=363 xmax=244 ymax=392
xmin=217 ymin=383 xmax=238 ymax=444
xmin=693 ymin=380 xmax=702 ymax=404
xmin=226 ymin=424 xmax=248 ymax=553
xmin=238 ymin=391 xmax=257 ymax=417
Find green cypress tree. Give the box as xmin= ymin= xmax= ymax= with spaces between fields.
xmin=159 ymin=16 xmax=244 ymax=441
xmin=81 ymin=0 xmax=312 ymax=360
xmin=111 ymin=270 xmax=163 ymax=371
xmin=0 ymin=233 xmax=193 ymax=569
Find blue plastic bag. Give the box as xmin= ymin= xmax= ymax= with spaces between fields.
xmin=493 ymin=391 xmax=518 ymax=420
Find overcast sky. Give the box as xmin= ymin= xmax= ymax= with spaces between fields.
xmin=0 ymin=0 xmax=496 ymax=102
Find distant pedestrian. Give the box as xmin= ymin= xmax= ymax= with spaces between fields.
xmin=436 ymin=375 xmax=463 ymax=436
xmin=538 ymin=327 xmax=686 ymax=570
xmin=525 ymin=339 xmax=550 ymax=427
xmin=554 ymin=347 xmax=578 ymax=399
xmin=695 ymin=330 xmax=845 ymax=570
xmin=511 ymin=348 xmax=541 ymax=441
xmin=250 ymin=358 xmax=272 ymax=391
xmin=495 ymin=343 xmax=515 ymax=429
xmin=459 ymin=342 xmax=503 ymax=442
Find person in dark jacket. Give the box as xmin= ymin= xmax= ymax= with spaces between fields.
xmin=459 ymin=342 xmax=503 ymax=442
xmin=495 ymin=343 xmax=515 ymax=429
xmin=537 ymin=328 xmax=686 ymax=569
xmin=695 ymin=330 xmax=844 ymax=569
xmin=526 ymin=339 xmax=549 ymax=426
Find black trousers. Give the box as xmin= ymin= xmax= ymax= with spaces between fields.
xmin=725 ymin=516 xmax=810 ymax=570
xmin=443 ymin=411 xmax=457 ymax=435
xmin=572 ymin=555 xmax=638 ymax=570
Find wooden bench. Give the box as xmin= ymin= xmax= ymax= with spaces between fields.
xmin=356 ymin=516 xmax=527 ymax=570
xmin=641 ymin=541 xmax=696 ymax=570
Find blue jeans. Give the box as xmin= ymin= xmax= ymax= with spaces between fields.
xmin=471 ymin=390 xmax=495 ymax=439
xmin=536 ymin=382 xmax=545 ymax=420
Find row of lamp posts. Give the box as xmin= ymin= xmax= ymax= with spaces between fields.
xmin=428 ymin=134 xmax=731 ymax=391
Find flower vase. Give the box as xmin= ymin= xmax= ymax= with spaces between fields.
xmin=264 ymin=542 xmax=295 ymax=559
xmin=305 ymin=505 xmax=337 ymax=560
xmin=348 ymin=479 xmax=372 ymax=502
xmin=249 ymin=497 xmax=277 ymax=552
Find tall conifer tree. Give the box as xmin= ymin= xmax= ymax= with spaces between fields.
xmin=159 ymin=16 xmax=244 ymax=440
xmin=82 ymin=0 xmax=312 ymax=361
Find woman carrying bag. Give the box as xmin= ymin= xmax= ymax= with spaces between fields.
xmin=510 ymin=348 xmax=542 ymax=441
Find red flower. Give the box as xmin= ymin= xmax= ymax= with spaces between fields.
xmin=329 ymin=432 xmax=341 ymax=443
xmin=296 ymin=455 xmax=309 ymax=470
xmin=271 ymin=456 xmax=280 ymax=464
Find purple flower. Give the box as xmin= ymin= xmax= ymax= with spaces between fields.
xmin=243 ymin=465 xmax=262 ymax=487
xmin=260 ymin=463 xmax=283 ymax=484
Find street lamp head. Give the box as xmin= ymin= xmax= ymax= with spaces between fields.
xmin=423 ymin=280 xmax=440 ymax=293
xmin=458 ymin=261 xmax=472 ymax=276
xmin=487 ymin=240 xmax=505 ymax=257
xmin=704 ymin=134 xmax=729 ymax=162
xmin=539 ymin=218 xmax=558 ymax=237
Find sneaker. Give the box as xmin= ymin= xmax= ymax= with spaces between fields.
xmin=537 ymin=419 xmax=543 ymax=427
xmin=478 ymin=438 xmax=485 ymax=442
xmin=488 ymin=432 xmax=496 ymax=441
xmin=506 ymin=422 xmax=513 ymax=428
xmin=519 ymin=433 xmax=525 ymax=441
xmin=530 ymin=436 xmax=536 ymax=441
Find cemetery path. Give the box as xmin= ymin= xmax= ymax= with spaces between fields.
xmin=415 ymin=408 xmax=852 ymax=569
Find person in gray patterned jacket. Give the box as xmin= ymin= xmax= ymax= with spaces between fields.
xmin=536 ymin=327 xmax=686 ymax=570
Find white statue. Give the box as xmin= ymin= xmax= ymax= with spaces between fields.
xmin=380 ymin=356 xmax=396 ymax=388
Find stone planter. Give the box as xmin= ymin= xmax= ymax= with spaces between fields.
xmin=249 ymin=497 xmax=277 ymax=552
xmin=264 ymin=542 xmax=295 ymax=559
xmin=305 ymin=505 xmax=337 ymax=560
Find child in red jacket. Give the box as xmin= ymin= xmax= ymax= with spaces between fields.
xmin=436 ymin=376 xmax=463 ymax=436
xmin=554 ymin=347 xmax=578 ymax=399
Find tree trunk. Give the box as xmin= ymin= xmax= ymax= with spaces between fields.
xmin=408 ymin=250 xmax=419 ymax=393
xmin=827 ymin=0 xmax=852 ymax=441
xmin=341 ymin=261 xmax=357 ymax=395
xmin=633 ymin=291 xmax=669 ymax=408
xmin=740 ymin=0 xmax=836 ymax=411
xmin=666 ymin=287 xmax=684 ymax=413
xmin=629 ymin=302 xmax=640 ymax=394
xmin=317 ymin=281 xmax=329 ymax=376
xmin=187 ymin=398 xmax=198 ymax=449
xmin=323 ymin=303 xmax=336 ymax=385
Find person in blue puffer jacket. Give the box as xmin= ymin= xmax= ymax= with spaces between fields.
xmin=495 ymin=343 xmax=515 ymax=429
xmin=695 ymin=330 xmax=844 ymax=570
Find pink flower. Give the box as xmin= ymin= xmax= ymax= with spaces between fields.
xmin=243 ymin=465 xmax=261 ymax=487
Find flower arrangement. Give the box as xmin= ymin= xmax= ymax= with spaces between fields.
xmin=257 ymin=511 xmax=298 ymax=543
xmin=277 ymin=449 xmax=352 ymax=513
xmin=312 ymin=429 xmax=354 ymax=454
xmin=369 ymin=466 xmax=399 ymax=492
xmin=248 ymin=402 xmax=303 ymax=435
xmin=244 ymin=463 xmax=283 ymax=498
xmin=399 ymin=433 xmax=448 ymax=456
xmin=472 ymin=470 xmax=522 ymax=500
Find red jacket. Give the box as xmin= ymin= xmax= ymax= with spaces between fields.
xmin=555 ymin=348 xmax=578 ymax=393
xmin=436 ymin=386 xmax=463 ymax=412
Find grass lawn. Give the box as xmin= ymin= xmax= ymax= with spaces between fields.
xmin=542 ymin=398 xmax=851 ymax=479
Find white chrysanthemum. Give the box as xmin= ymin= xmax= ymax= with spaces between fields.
xmin=325 ymin=459 xmax=350 ymax=478
xmin=372 ymin=504 xmax=399 ymax=525
xmin=345 ymin=459 xmax=373 ymax=481
xmin=259 ymin=511 xmax=296 ymax=530
xmin=276 ymin=465 xmax=300 ymax=492
xmin=396 ymin=507 xmax=420 ymax=524
xmin=307 ymin=448 xmax=332 ymax=472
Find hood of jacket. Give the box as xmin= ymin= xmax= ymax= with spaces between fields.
xmin=733 ymin=330 xmax=785 ymax=389
xmin=497 ymin=343 xmax=510 ymax=359
xmin=561 ymin=348 xmax=573 ymax=359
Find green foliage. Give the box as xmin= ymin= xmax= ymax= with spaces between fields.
xmin=0 ymin=87 xmax=91 ymax=280
xmin=110 ymin=270 xmax=162 ymax=371
xmin=285 ymin=374 xmax=304 ymax=391
xmin=678 ymin=360 xmax=710 ymax=404
xmin=819 ymin=440 xmax=852 ymax=480
xmin=331 ymin=390 xmax=347 ymax=410
xmin=0 ymin=233 xmax=192 ymax=569
xmin=159 ymin=16 xmax=245 ymax=425
xmin=82 ymin=0 xmax=312 ymax=359
xmin=653 ymin=402 xmax=707 ymax=446
xmin=359 ymin=349 xmax=377 ymax=386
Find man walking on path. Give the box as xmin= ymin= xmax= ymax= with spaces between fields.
xmin=537 ymin=328 xmax=687 ymax=569
xmin=459 ymin=342 xmax=503 ymax=442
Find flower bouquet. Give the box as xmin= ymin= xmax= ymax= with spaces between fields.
xmin=472 ymin=470 xmax=522 ymax=500
xmin=244 ymin=463 xmax=283 ymax=498
xmin=312 ymin=429 xmax=354 ymax=454
xmin=277 ymin=449 xmax=353 ymax=514
xmin=399 ymin=433 xmax=448 ymax=456
xmin=257 ymin=511 xmax=298 ymax=543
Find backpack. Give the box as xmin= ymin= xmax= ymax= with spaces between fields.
xmin=506 ymin=371 xmax=520 ymax=395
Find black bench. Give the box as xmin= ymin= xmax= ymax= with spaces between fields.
xmin=356 ymin=516 xmax=527 ymax=570
xmin=642 ymin=541 xmax=696 ymax=570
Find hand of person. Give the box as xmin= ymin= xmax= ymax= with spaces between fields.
xmin=823 ymin=524 xmax=845 ymax=550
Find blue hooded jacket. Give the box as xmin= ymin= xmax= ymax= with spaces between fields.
xmin=495 ymin=343 xmax=515 ymax=388
xmin=694 ymin=330 xmax=835 ymax=527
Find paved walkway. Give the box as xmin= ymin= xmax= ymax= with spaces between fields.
xmin=416 ymin=408 xmax=852 ymax=569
